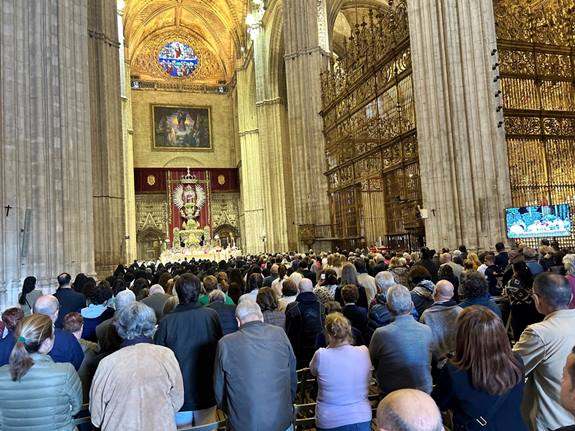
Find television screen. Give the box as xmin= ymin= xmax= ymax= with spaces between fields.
xmin=506 ymin=204 xmax=572 ymax=239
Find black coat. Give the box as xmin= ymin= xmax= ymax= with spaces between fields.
xmin=154 ymin=302 xmax=222 ymax=410
xmin=366 ymin=295 xmax=394 ymax=342
xmin=343 ymin=304 xmax=368 ymax=342
xmin=207 ymin=301 xmax=238 ymax=335
xmin=432 ymin=361 xmax=528 ymax=431
xmin=54 ymin=288 xmax=86 ymax=328
xmin=285 ymin=292 xmax=324 ymax=368
xmin=335 ymin=285 xmax=368 ymax=309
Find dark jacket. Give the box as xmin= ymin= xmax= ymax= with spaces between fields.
xmin=50 ymin=328 xmax=84 ymax=371
xmin=416 ymin=259 xmax=439 ymax=283
xmin=81 ymin=306 xmax=115 ymax=342
xmin=0 ymin=330 xmax=15 ymax=367
xmin=335 ymin=285 xmax=368 ymax=309
xmin=285 ymin=292 xmax=325 ymax=368
xmin=367 ymin=298 xmax=394 ymax=343
xmin=411 ymin=280 xmax=435 ymax=317
xmin=214 ymin=321 xmax=297 ymax=431
xmin=343 ymin=304 xmax=368 ymax=341
xmin=459 ymin=295 xmax=502 ymax=319
xmin=432 ymin=360 xmax=528 ymax=431
xmin=54 ymin=287 xmax=86 ymax=328
xmin=141 ymin=292 xmax=172 ymax=321
xmin=207 ymin=301 xmax=238 ymax=335
xmin=154 ymin=302 xmax=222 ymax=410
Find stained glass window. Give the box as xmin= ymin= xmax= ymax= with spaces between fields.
xmin=158 ymin=42 xmax=199 ymax=78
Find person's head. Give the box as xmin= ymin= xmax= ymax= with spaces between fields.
xmin=149 ymin=284 xmax=165 ymax=296
xmin=62 ymin=312 xmax=83 ymax=340
xmin=340 ymin=262 xmax=359 ymax=285
xmin=433 ymin=280 xmax=454 ymax=302
xmin=203 ymin=275 xmax=218 ymax=294
xmin=388 ymin=257 xmax=401 ymax=268
xmin=377 ymin=389 xmax=443 ymax=431
xmin=375 ymin=271 xmax=396 ymax=297
xmin=88 ymin=282 xmax=113 ymax=306
xmin=484 ymin=253 xmax=495 ymax=266
xmin=386 ymin=285 xmax=413 ymax=316
xmin=354 ymin=258 xmax=367 ymax=274
xmin=341 ymin=284 xmax=359 ymax=305
xmin=235 ymin=299 xmax=263 ymax=326
xmin=208 ymin=289 xmax=226 ymax=303
xmin=33 ymin=295 xmax=60 ymax=323
xmin=115 ymin=289 xmax=136 ymax=313
xmin=495 ymin=242 xmax=505 ymax=252
xmin=409 ymin=266 xmax=432 ymax=285
xmin=9 ymin=314 xmax=54 ymax=381
xmin=57 ymin=273 xmax=71 ymax=287
xmin=321 ymin=268 xmax=338 ymax=286
xmin=533 ymin=272 xmax=573 ymax=315
xmin=18 ymin=276 xmax=37 ymax=305
xmin=162 ymin=296 xmax=179 ymax=315
xmin=270 ymin=264 xmax=279 ymax=275
xmin=114 ymin=302 xmax=156 ymax=340
xmin=461 ymin=272 xmax=488 ymax=299
xmin=560 ymin=346 xmax=575 ymax=416
xmin=325 ymin=301 xmax=342 ymax=315
xmin=563 ymin=254 xmax=575 ymax=276
xmin=439 ymin=253 xmax=451 ymax=264
xmin=246 ymin=273 xmax=263 ymax=293
xmin=256 ymin=287 xmax=278 ymax=312
xmin=324 ymin=312 xmax=352 ymax=347
xmin=1 ymin=308 xmax=25 ymax=332
xmin=282 ymin=279 xmax=298 ymax=297
xmin=298 ymin=278 xmax=314 ymax=293
xmin=175 ymin=273 xmax=202 ymax=304
xmin=523 ymin=247 xmax=538 ymax=260
xmin=453 ymin=306 xmax=523 ymax=395
xmin=438 ymin=264 xmax=454 ymax=280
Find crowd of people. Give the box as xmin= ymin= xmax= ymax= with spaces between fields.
xmin=0 ymin=241 xmax=575 ymax=431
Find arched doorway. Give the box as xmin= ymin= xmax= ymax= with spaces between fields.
xmin=212 ymin=224 xmax=240 ymax=249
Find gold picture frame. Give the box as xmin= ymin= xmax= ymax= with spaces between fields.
xmin=152 ymin=104 xmax=213 ymax=151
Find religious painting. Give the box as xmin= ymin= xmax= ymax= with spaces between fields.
xmin=152 ymin=105 xmax=212 ymax=150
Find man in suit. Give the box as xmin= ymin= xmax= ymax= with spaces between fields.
xmin=154 ymin=273 xmax=222 ymax=429
xmin=370 ymin=285 xmax=433 ymax=395
xmin=214 ymin=300 xmax=296 ymax=431
xmin=341 ymin=284 xmax=368 ymax=342
xmin=33 ymin=295 xmax=84 ymax=370
xmin=53 ymin=273 xmax=85 ymax=328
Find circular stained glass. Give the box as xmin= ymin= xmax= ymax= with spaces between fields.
xmin=158 ymin=41 xmax=199 ymax=78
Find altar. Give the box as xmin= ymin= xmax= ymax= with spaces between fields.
xmin=159 ymin=245 xmax=241 ymax=263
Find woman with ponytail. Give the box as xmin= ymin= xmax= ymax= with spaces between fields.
xmin=0 ymin=314 xmax=82 ymax=430
xmin=309 ymin=312 xmax=372 ymax=431
xmin=18 ymin=276 xmax=42 ymax=316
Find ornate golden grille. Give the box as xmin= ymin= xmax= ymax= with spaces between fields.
xmin=495 ymin=0 xmax=575 ymax=245
xmin=320 ymin=1 xmax=423 ymax=249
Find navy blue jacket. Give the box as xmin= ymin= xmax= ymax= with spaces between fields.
xmin=432 ymin=361 xmax=528 ymax=431
xmin=54 ymin=288 xmax=86 ymax=328
xmin=460 ymin=295 xmax=502 ymax=319
xmin=207 ymin=301 xmax=238 ymax=336
xmin=285 ymin=292 xmax=325 ymax=368
xmin=50 ymin=328 xmax=84 ymax=370
xmin=0 ymin=331 xmax=15 ymax=366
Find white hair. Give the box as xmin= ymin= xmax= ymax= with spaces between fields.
xmin=563 ymin=254 xmax=575 ymax=275
xmin=208 ymin=289 xmax=226 ymax=303
xmin=149 ymin=284 xmax=165 ymax=295
xmin=235 ymin=299 xmax=263 ymax=322
xmin=398 ymin=257 xmax=407 ymax=266
xmin=387 ymin=285 xmax=412 ymax=315
xmin=375 ymin=272 xmax=396 ymax=297
xmin=115 ymin=289 xmax=136 ymax=312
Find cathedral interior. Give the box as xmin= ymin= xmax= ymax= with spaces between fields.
xmin=0 ymin=0 xmax=574 ymax=307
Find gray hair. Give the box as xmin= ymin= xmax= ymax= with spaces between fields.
xmin=115 ymin=289 xmax=136 ymax=312
xmin=209 ymin=289 xmax=226 ymax=303
xmin=149 ymin=284 xmax=165 ymax=295
xmin=115 ymin=302 xmax=156 ymax=340
xmin=387 ymin=285 xmax=412 ymax=315
xmin=375 ymin=272 xmax=396 ymax=297
xmin=563 ymin=254 xmax=575 ymax=276
xmin=235 ymin=299 xmax=263 ymax=322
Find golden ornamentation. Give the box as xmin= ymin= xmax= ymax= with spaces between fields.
xmin=217 ymin=174 xmax=226 ymax=185
xmin=146 ymin=174 xmax=156 ymax=186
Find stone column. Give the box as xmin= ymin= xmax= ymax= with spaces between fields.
xmin=88 ymin=0 xmax=127 ymax=275
xmin=236 ymin=64 xmax=266 ymax=253
xmin=284 ymin=0 xmax=331 ymax=250
xmin=0 ymin=0 xmax=95 ymax=309
xmin=408 ymin=0 xmax=511 ymax=250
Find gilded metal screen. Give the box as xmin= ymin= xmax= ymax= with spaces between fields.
xmin=320 ymin=1 xmax=423 ymax=249
xmin=495 ymin=0 xmax=575 ymax=245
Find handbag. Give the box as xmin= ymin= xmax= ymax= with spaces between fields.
xmin=454 ymin=391 xmax=512 ymax=430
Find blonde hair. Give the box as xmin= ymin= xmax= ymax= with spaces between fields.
xmin=10 ymin=314 xmax=53 ymax=381
xmin=563 ymin=254 xmax=575 ymax=276
xmin=325 ymin=312 xmax=353 ymax=346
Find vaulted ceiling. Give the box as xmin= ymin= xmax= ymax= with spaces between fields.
xmin=124 ymin=0 xmax=248 ymax=84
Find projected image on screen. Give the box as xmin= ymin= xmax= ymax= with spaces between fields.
xmin=506 ymin=204 xmax=572 ymax=239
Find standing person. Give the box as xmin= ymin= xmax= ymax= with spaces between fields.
xmin=278 ymin=278 xmax=299 ymax=312
xmin=414 ymin=247 xmax=439 ymax=283
xmin=285 ymin=278 xmax=325 ymax=368
xmin=432 ymin=306 xmax=527 ymax=431
xmin=505 ymin=261 xmax=542 ymax=340
xmin=207 ymin=290 xmax=238 ymax=335
xmin=370 ymin=285 xmax=433 ymax=395
xmin=18 ymin=276 xmax=42 ymax=316
xmin=53 ymin=273 xmax=86 ymax=328
xmin=459 ymin=272 xmax=502 ymax=318
xmin=310 ymin=313 xmax=372 ymax=431
xmin=355 ymin=258 xmax=377 ymax=305
xmin=0 ymin=308 xmax=25 ymax=366
xmin=0 ymin=314 xmax=82 ymax=431
xmin=335 ymin=263 xmax=369 ymax=309
xmin=257 ymin=287 xmax=286 ymax=330
xmin=409 ymin=266 xmax=435 ymax=317
xmin=90 ymin=303 xmax=184 ymax=431
xmin=154 ymin=273 xmax=222 ymax=428
xmin=142 ymin=284 xmax=172 ymax=320
xmin=563 ymin=254 xmax=575 ymax=309
xmin=557 ymin=347 xmax=575 ymax=431
xmin=495 ymin=242 xmax=509 ymax=273
xmin=214 ymin=300 xmax=296 ymax=431
xmin=513 ymin=273 xmax=575 ymax=430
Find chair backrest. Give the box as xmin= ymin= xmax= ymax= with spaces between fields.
xmin=178 ymin=418 xmax=227 ymax=431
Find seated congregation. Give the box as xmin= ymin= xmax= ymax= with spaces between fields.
xmin=1 ymin=244 xmax=575 ymax=431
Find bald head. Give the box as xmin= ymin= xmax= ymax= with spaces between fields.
xmin=377 ymin=389 xmax=443 ymax=431
xmin=33 ymin=295 xmax=60 ymax=323
xmin=433 ymin=280 xmax=454 ymax=302
xmin=299 ymin=278 xmax=313 ymax=293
